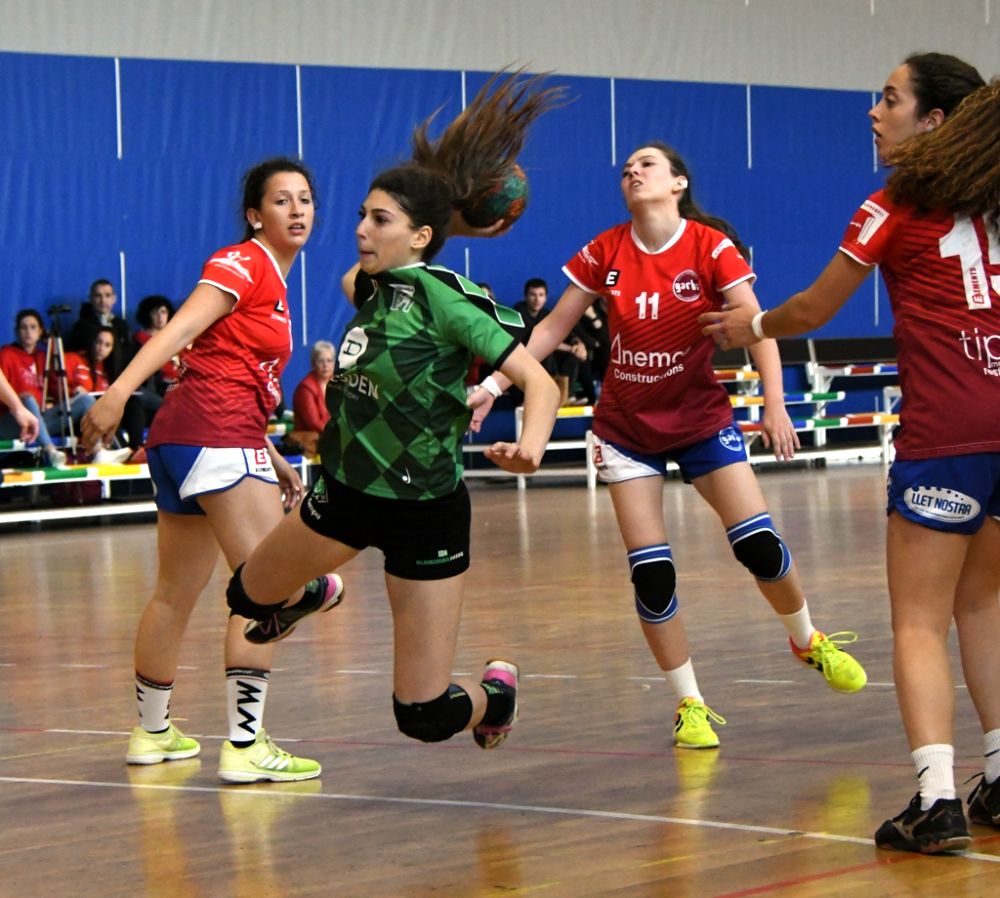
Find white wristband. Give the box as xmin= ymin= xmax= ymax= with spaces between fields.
xmin=479 ymin=375 xmax=503 ymax=399
xmin=750 ymin=311 xmax=767 ymax=340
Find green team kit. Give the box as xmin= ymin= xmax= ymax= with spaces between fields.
xmin=319 ymin=263 xmax=523 ymax=499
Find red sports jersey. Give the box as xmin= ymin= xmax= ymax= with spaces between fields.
xmin=564 ymin=219 xmax=755 ymax=453
xmin=61 ymin=351 xmax=107 ymax=394
xmin=147 ymin=239 xmax=293 ymax=448
xmin=840 ymin=189 xmax=1000 ymax=459
xmin=0 ymin=343 xmax=45 ymax=412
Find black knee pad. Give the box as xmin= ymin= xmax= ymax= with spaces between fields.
xmin=393 ymin=684 xmax=473 ymax=743
xmin=226 ymin=563 xmax=282 ymax=621
xmin=630 ymin=558 xmax=678 ymax=623
xmin=730 ymin=529 xmax=791 ymax=581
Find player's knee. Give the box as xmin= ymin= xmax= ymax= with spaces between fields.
xmin=628 ymin=545 xmax=678 ymax=624
xmin=726 ymin=513 xmax=792 ymax=581
xmin=393 ymin=685 xmax=473 ymax=743
xmin=226 ymin=563 xmax=279 ymax=621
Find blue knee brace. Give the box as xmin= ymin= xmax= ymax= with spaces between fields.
xmin=628 ymin=544 xmax=678 ymax=624
xmin=726 ymin=513 xmax=792 ymax=582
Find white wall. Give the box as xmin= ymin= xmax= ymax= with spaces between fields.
xmin=3 ymin=0 xmax=997 ymax=90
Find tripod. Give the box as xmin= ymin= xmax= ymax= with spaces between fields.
xmin=41 ymin=307 xmax=76 ymax=450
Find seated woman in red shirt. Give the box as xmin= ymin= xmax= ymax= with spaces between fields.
xmin=64 ymin=326 xmax=114 ymax=394
xmin=64 ymin=326 xmax=140 ymax=462
xmin=288 ymin=340 xmax=333 ymax=456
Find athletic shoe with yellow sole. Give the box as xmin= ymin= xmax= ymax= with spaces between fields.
xmin=473 ymin=659 xmax=519 ymax=750
xmin=791 ymin=630 xmax=867 ymax=693
xmin=218 ymin=729 xmax=321 ymax=783
xmin=243 ymin=573 xmax=345 ymax=644
xmin=674 ymin=697 xmax=726 ymax=749
xmin=126 ymin=723 xmax=201 ymax=765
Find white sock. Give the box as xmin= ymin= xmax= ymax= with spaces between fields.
xmin=226 ymin=667 xmax=270 ymax=746
xmin=984 ymin=728 xmax=1000 ymax=784
xmin=912 ymin=743 xmax=956 ymax=809
xmin=780 ymin=601 xmax=816 ymax=651
xmin=135 ymin=673 xmax=172 ymax=733
xmin=664 ymin=659 xmax=702 ymax=703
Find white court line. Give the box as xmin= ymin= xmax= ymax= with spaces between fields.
xmin=2 ymin=774 xmax=998 ymax=863
xmin=42 ymin=729 xmax=300 ymax=744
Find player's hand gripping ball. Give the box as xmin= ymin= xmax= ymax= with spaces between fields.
xmin=462 ymin=164 xmax=529 ymax=229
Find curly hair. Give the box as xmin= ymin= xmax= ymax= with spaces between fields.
xmin=135 ymin=294 xmax=175 ymax=330
xmin=885 ymin=79 xmax=1000 ymax=237
xmin=409 ymin=67 xmax=567 ymax=220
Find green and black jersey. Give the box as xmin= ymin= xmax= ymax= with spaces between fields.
xmin=319 ymin=263 xmax=523 ymax=499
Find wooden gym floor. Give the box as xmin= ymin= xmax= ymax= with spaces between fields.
xmin=1 ymin=464 xmax=999 ymax=897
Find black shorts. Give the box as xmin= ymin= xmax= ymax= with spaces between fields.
xmin=300 ymin=470 xmax=472 ymax=581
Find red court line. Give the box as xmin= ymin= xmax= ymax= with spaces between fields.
xmin=710 ymin=853 xmax=920 ymax=898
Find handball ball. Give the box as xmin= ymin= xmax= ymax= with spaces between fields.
xmin=462 ymin=164 xmax=529 ymax=228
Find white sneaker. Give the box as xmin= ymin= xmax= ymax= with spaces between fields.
xmin=93 ymin=447 xmax=133 ymax=464
xmin=44 ymin=446 xmax=68 ymax=468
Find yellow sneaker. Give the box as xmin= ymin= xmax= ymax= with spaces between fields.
xmin=218 ymin=729 xmax=321 ymax=783
xmin=792 ymin=631 xmax=867 ymax=693
xmin=126 ymin=723 xmax=201 ymax=765
xmin=673 ymin=697 xmax=725 ymax=749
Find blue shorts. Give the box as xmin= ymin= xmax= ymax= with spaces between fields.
xmin=594 ymin=422 xmax=749 ymax=484
xmin=887 ymin=453 xmax=1000 ymax=535
xmin=147 ymin=444 xmax=278 ymax=515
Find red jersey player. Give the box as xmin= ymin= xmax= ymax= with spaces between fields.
xmin=471 ymin=141 xmax=867 ymax=750
xmin=147 ymin=239 xmax=292 ymax=448
xmin=702 ymin=53 xmax=999 ymax=854
xmin=81 ymin=158 xmax=343 ymax=784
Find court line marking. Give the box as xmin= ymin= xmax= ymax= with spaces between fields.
xmin=0 ymin=665 xmax=928 ymax=692
xmin=1 ymin=775 xmax=997 ymax=863
xmin=6 ymin=728 xmax=986 ymax=775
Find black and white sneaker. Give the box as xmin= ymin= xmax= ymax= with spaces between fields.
xmin=968 ymin=774 xmax=1000 ymax=826
xmin=875 ymin=793 xmax=971 ymax=854
xmin=243 ymin=573 xmax=344 ymax=644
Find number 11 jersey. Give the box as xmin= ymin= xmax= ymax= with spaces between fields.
xmin=563 ymin=219 xmax=755 ymax=454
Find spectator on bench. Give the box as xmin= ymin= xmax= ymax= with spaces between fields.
xmin=514 ymin=277 xmax=587 ymax=403
xmin=133 ymin=294 xmax=180 ymax=397
xmin=63 ymin=326 xmax=138 ymax=463
xmin=0 ymin=309 xmax=97 ymax=467
xmin=288 ymin=339 xmax=334 ymax=457
xmin=0 ymin=366 xmax=39 ymax=446
xmin=69 ymin=278 xmax=131 ymax=355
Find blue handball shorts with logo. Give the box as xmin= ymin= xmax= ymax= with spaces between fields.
xmin=146 ymin=445 xmax=278 ymax=515
xmin=593 ymin=421 xmax=749 ymax=484
xmin=887 ymin=453 xmax=1000 ymax=535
